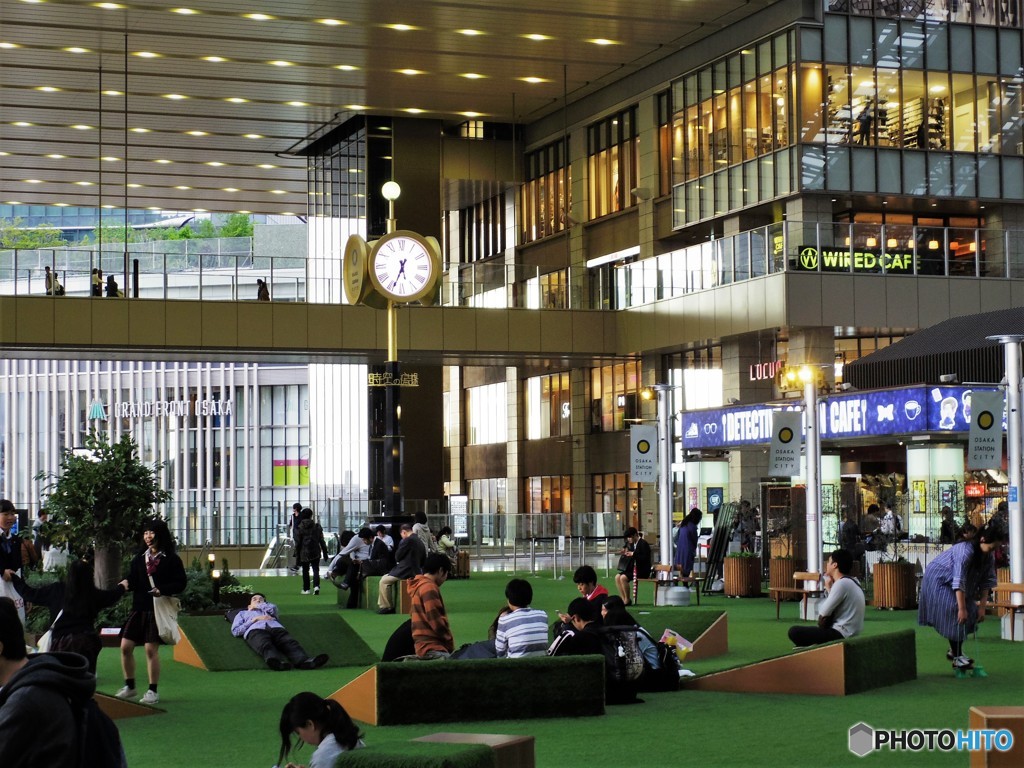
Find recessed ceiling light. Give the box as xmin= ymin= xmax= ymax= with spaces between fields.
xmin=134 ymin=51 xmax=160 ymax=58
xmin=457 ymin=29 xmax=484 ymax=36
xmin=186 ymin=130 xmax=208 ymax=136
xmin=243 ymin=133 xmax=262 ymax=139
xmin=385 ymin=23 xmax=416 ymax=31
xmin=154 ymin=159 xmax=172 ymax=164
xmin=587 ymin=38 xmax=619 ymax=46
xmin=522 ymin=34 xmax=552 ymax=41
xmin=94 ymin=3 xmax=125 ymax=9
xmin=344 ymin=104 xmax=367 ymax=111
xmin=280 ymin=212 xmax=297 ymax=216
xmin=397 ymin=69 xmax=424 ymax=76
xmin=4 ymin=201 xmax=24 ymax=205
xmin=347 ymin=168 xmax=362 ymax=174
xmin=126 ymin=183 xmax=143 ymax=188
xmin=258 ymin=164 xmax=276 ymax=169
xmin=206 ymin=161 xmax=225 ymax=167
xmin=53 ymin=203 xmax=70 ymax=207
xmin=101 ymin=204 xmax=116 ymax=209
xmin=47 ymin=153 xmax=66 ymax=159
xmin=203 ymin=56 xmax=227 ymax=63
xmin=12 ymin=121 xmax=33 ymax=127
xmin=244 ymin=13 xmax=274 ymax=21
xmin=270 ymin=189 xmax=287 ymax=194
xmin=25 ymin=179 xmax=43 ymax=184
xmin=150 ymin=206 xmax=164 ymax=211
xmin=163 ymin=93 xmax=187 ymax=100
xmin=335 ymin=64 xmax=358 ymax=71
xmin=929 ymin=85 xmax=946 ymax=93
xmin=459 ymin=73 xmax=485 ymax=80
xmin=175 ymin=185 xmax=191 ymax=190
xmin=269 ymin=60 xmax=294 ymax=67
xmin=0 ymin=43 xmax=20 ymax=49
xmin=226 ymin=97 xmax=248 ymax=103
xmin=237 ymin=210 xmax=252 ymax=214
xmin=286 ymin=101 xmax=307 ymax=107
xmin=74 ymin=181 xmax=94 ymax=186
xmin=317 ymin=18 xmax=345 ymax=26
xmin=65 ymin=47 xmax=91 ymax=54
xmin=101 ymin=156 xmax=119 ymax=161
xmin=460 ymin=111 xmax=482 ymax=118
xmin=171 ymin=8 xmax=198 ymax=14
xmin=71 ymin=124 xmax=93 ymax=130
xmin=519 ymin=76 xmax=547 ymax=84
xmin=403 ymin=108 xmax=425 ymax=114
xmin=0 ymin=152 xmax=8 ymax=156
xmin=130 ymin=127 xmax=150 ymax=133
xmin=37 ymin=86 xmax=61 ymax=92
xmin=102 ymin=90 xmax=123 ymax=96
xmin=222 ymin=187 xmax=239 ymax=192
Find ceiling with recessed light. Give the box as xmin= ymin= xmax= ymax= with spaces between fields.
xmin=0 ymin=0 xmax=778 ymax=215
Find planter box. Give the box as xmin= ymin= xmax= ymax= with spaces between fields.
xmin=873 ymin=561 xmax=917 ymax=609
xmin=769 ymin=558 xmax=801 ymax=601
xmin=221 ymin=592 xmax=255 ymax=609
xmin=724 ymin=556 xmax=762 ymax=597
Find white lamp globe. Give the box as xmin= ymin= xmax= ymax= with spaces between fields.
xmin=381 ymin=181 xmax=401 ymax=200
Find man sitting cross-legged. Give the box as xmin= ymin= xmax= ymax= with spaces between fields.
xmin=230 ymin=593 xmax=329 ymax=671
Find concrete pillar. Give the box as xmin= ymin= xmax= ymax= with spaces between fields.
xmin=505 ymin=366 xmax=520 ymax=518
xmin=722 ymin=332 xmax=776 ymax=503
xmin=570 ymin=367 xmax=591 ymax=518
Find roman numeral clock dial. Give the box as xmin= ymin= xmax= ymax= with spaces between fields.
xmin=368 ymin=230 xmax=439 ymax=303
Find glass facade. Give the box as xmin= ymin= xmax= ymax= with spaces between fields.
xmin=520 ymin=139 xmax=571 ymax=243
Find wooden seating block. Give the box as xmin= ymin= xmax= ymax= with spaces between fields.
xmin=969 ymin=707 xmax=1024 ymax=767
xmin=989 ymin=582 xmax=1024 ymax=642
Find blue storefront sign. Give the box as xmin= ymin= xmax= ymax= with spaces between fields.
xmin=681 ymin=385 xmax=1004 ymax=449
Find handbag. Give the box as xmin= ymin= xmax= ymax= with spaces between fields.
xmin=149 ymin=576 xmax=181 ymax=645
xmin=37 ymin=609 xmax=63 ymax=652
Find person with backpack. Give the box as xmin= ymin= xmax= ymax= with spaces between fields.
xmin=0 ymin=596 xmax=127 ymax=768
xmin=601 ymin=596 xmax=679 ymax=692
xmin=294 ymin=507 xmax=328 ymax=596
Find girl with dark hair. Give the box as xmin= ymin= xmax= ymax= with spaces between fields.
xmin=918 ymin=521 xmax=1004 ymax=671
xmin=673 ymin=508 xmax=703 ymax=578
xmin=4 ymin=559 xmax=126 ymax=672
xmin=115 ymin=518 xmax=186 ymax=704
xmin=278 ymin=692 xmax=364 ymax=768
xmin=412 ymin=510 xmax=438 ymax=554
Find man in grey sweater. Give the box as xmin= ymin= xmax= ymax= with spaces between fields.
xmin=787 ymin=549 xmax=865 ymax=647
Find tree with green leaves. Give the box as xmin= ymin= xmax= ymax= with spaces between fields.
xmin=218 ymin=213 xmax=254 ymax=238
xmin=0 ymin=217 xmax=66 ymax=249
xmin=35 ymin=432 xmax=171 ymax=587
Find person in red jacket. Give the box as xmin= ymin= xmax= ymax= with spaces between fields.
xmin=408 ymin=553 xmax=454 ymax=659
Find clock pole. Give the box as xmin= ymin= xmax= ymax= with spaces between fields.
xmin=380 ymin=182 xmax=404 ymax=524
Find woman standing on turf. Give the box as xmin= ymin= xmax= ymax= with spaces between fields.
xmin=116 ymin=518 xmax=186 ymax=705
xmin=279 ymin=692 xmax=364 ymax=768
xmin=918 ymin=521 xmax=1002 ymax=671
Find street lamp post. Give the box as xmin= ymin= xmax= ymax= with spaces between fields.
xmin=651 ymin=384 xmax=674 ymax=566
xmin=987 ymin=334 xmax=1024 ymax=634
xmin=799 ymin=366 xmax=822 ymax=577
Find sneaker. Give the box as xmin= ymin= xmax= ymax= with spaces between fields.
xmin=288 ymin=566 xmax=299 ymax=573
xmin=300 ymin=590 xmax=311 ymax=595
xmin=946 ymin=650 xmax=955 ymax=661
xmin=267 ymin=657 xmax=291 ymax=671
xmin=139 ymin=690 xmax=160 ymax=705
xmin=313 ymin=586 xmax=320 ymax=595
xmin=377 ymin=607 xmax=395 ymax=615
xmin=338 ymin=582 xmax=350 ymax=591
xmin=298 ymin=654 xmax=329 ymax=670
xmin=114 ymin=686 xmax=137 ymax=700
xmin=952 ymin=655 xmax=974 ymax=670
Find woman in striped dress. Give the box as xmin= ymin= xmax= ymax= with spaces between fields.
xmin=918 ymin=522 xmax=1003 ymax=670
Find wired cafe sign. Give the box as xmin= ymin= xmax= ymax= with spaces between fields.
xmin=796 ymin=245 xmax=915 ymax=274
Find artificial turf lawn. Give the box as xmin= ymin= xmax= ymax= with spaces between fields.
xmin=102 ymin=571 xmax=1024 ymax=768
xmin=178 ymin=613 xmax=378 ymax=670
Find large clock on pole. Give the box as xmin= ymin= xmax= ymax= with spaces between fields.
xmin=368 ymin=230 xmax=440 ymax=304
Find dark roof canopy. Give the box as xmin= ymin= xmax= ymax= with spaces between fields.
xmin=844 ymin=307 xmax=1024 ymax=389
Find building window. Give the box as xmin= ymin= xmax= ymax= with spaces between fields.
xmin=523 ymin=268 xmax=570 ymax=309
xmin=457 ymin=192 xmax=508 ymax=264
xmin=590 ymin=361 xmax=642 ymax=433
xmin=520 ymin=140 xmax=570 ymax=244
xmin=665 ymin=345 xmax=723 ymax=411
xmin=658 ymin=90 xmax=673 ymax=198
xmin=592 ymin=473 xmax=641 ymax=531
xmin=525 ymin=372 xmax=571 ymax=440
xmin=827 ymin=0 xmax=1022 ymax=29
xmin=466 ymin=382 xmax=507 ymax=445
xmin=524 ymin=475 xmax=572 ymax=536
xmin=587 ymin=107 xmax=639 ymax=219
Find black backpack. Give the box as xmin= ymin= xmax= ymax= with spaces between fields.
xmin=639 ymin=631 xmax=682 ymax=692
xmin=599 ymin=625 xmax=645 ymax=684
xmin=74 ymin=697 xmax=127 ymax=768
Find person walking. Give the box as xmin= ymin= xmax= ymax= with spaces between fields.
xmin=294 ymin=507 xmax=328 ymax=595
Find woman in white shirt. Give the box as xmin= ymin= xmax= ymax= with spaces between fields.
xmin=278 ymin=692 xmax=364 ymax=768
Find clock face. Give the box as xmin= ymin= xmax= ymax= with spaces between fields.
xmin=369 ymin=230 xmax=438 ymax=302
xmin=343 ymin=234 xmax=370 ymax=305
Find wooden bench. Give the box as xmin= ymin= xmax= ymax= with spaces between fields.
xmin=770 ymin=571 xmax=821 ymax=620
xmin=336 ymin=575 xmax=412 ymax=613
xmin=988 ymin=581 xmax=1024 ymax=642
xmin=633 ymin=564 xmax=701 ymax=606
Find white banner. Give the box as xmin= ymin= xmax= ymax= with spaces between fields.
xmin=769 ymin=411 xmax=803 ymax=476
xmin=630 ymin=425 xmax=658 ymax=483
xmin=967 ymin=390 xmax=1004 ymax=470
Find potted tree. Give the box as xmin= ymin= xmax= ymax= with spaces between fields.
xmin=724 ymin=551 xmax=762 ymax=597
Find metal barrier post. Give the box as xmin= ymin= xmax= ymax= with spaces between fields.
xmin=530 ymin=537 xmax=536 ymax=574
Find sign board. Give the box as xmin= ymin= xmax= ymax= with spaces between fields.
xmin=795 ymin=245 xmax=916 ymax=274
xmin=768 ymin=411 xmax=803 ymax=476
xmin=965 ymin=483 xmax=986 ymax=498
xmin=967 ymin=390 xmax=1004 ymax=470
xmin=449 ymin=495 xmax=469 ymax=538
xmin=630 ymin=425 xmax=658 ymax=482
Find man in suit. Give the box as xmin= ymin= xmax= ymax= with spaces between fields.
xmin=377 ymin=524 xmax=426 ymax=615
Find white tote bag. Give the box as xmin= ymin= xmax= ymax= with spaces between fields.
xmin=36 ymin=609 xmax=62 ymax=652
xmin=149 ymin=575 xmax=180 ymax=645
xmin=0 ymin=578 xmax=25 ymax=623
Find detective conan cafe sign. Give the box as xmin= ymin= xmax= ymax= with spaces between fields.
xmin=796 ymin=245 xmax=915 ymax=274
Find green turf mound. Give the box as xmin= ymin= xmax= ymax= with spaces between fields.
xmin=633 ymin=607 xmax=722 ymax=642
xmin=842 ymin=628 xmax=917 ymax=694
xmin=177 ymin=613 xmax=378 ymax=671
xmin=336 ymin=741 xmax=495 ymax=768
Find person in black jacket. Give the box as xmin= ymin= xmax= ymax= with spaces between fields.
xmin=294 ymin=508 xmax=328 ymax=596
xmin=614 ymin=527 xmax=652 ymax=605
xmin=5 ymin=559 xmax=125 ymax=672
xmin=376 ymin=524 xmax=426 ymax=614
xmin=115 ymin=518 xmax=186 ymax=705
xmin=0 ymin=499 xmax=28 ymax=623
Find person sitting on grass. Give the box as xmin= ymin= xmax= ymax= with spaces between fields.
xmin=359 ymin=525 xmax=395 ymax=578
xmin=553 ymin=565 xmax=609 ymax=634
xmin=230 ymin=593 xmax=328 ymax=671
xmin=278 ymin=691 xmax=364 ymax=768
xmin=495 ymin=578 xmax=549 ymax=658
xmin=787 ymin=549 xmax=865 ymax=648
xmin=547 ymin=597 xmax=603 ymax=657
xmin=408 ymin=553 xmax=454 ymax=659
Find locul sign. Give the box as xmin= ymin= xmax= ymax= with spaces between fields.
xmin=630 ymin=425 xmax=658 ymax=483
xmin=769 ymin=411 xmax=802 ymax=476
xmin=967 ymin=390 xmax=1004 ymax=470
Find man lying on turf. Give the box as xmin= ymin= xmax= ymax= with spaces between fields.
xmin=230 ymin=593 xmax=329 ymax=671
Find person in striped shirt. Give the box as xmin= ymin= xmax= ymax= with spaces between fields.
xmin=495 ymin=579 xmax=549 ymax=658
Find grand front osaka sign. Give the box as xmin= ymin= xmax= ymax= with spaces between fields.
xmin=796 ymin=245 xmax=916 ymax=274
